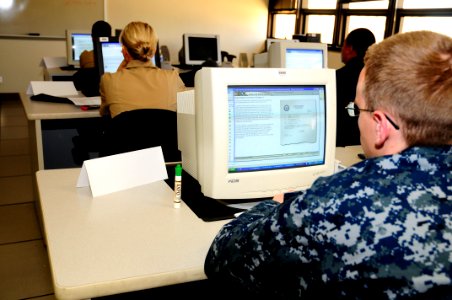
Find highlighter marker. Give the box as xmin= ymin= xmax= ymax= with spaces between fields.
xmin=174 ymin=164 xmax=182 ymax=208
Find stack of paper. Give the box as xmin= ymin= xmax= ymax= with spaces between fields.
xmin=27 ymin=81 xmax=101 ymax=106
xmin=27 ymin=81 xmax=78 ymax=97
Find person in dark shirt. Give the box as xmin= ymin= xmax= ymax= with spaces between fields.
xmin=72 ymin=20 xmax=112 ymax=97
xmin=71 ymin=20 xmax=112 ymax=165
xmin=336 ymin=28 xmax=375 ymax=146
xmin=204 ymin=30 xmax=452 ymax=299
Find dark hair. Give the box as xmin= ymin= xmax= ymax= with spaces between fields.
xmin=346 ymin=28 xmax=376 ymax=58
xmin=91 ymin=20 xmax=111 ymax=38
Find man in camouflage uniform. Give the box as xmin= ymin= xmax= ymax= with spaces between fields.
xmin=204 ymin=31 xmax=452 ymax=299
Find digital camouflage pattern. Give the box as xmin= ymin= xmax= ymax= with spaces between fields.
xmin=205 ymin=146 xmax=452 ymax=299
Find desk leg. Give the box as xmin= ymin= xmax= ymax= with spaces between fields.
xmin=28 ymin=119 xmax=46 ymax=241
xmin=35 ymin=120 xmax=44 ymax=170
xmin=28 ymin=119 xmax=44 ymax=170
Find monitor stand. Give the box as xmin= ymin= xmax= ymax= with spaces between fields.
xmin=179 ymin=171 xmax=245 ymax=222
xmin=163 ymin=168 xmax=269 ymax=222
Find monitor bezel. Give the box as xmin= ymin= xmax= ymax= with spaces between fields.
xmin=268 ymin=41 xmax=328 ymax=69
xmin=183 ymin=33 xmax=221 ymax=66
xmin=94 ymin=36 xmax=121 ymax=76
xmin=189 ymin=67 xmax=337 ymax=201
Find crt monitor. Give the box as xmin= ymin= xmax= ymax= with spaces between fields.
xmin=66 ymin=30 xmax=93 ymax=67
xmin=95 ymin=36 xmax=161 ymax=76
xmin=266 ymin=38 xmax=298 ymax=52
xmin=181 ymin=33 xmax=221 ymax=66
xmin=268 ymin=41 xmax=328 ymax=69
xmin=177 ymin=67 xmax=337 ymax=202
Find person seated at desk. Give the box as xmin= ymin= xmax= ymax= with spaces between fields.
xmin=72 ymin=20 xmax=112 ymax=97
xmin=336 ymin=28 xmax=375 ymax=146
xmin=99 ymin=21 xmax=186 ymax=118
xmin=204 ymin=31 xmax=452 ymax=299
xmin=71 ymin=20 xmax=113 ymax=165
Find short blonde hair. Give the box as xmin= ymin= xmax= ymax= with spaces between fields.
xmin=364 ymin=30 xmax=452 ymax=146
xmin=120 ymin=21 xmax=158 ymax=62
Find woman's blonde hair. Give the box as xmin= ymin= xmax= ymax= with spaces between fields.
xmin=120 ymin=21 xmax=158 ymax=62
xmin=364 ymin=30 xmax=452 ymax=146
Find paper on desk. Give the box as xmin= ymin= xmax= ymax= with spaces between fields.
xmin=68 ymin=96 xmax=101 ymax=106
xmin=27 ymin=81 xmax=78 ymax=97
xmin=77 ymin=147 xmax=168 ymax=197
xmin=41 ymin=56 xmax=67 ymax=68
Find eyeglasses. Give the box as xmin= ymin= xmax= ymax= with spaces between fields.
xmin=345 ymin=102 xmax=400 ymax=130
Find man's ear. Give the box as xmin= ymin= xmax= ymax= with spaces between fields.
xmin=373 ymin=111 xmax=390 ymax=148
xmin=343 ymin=44 xmax=357 ymax=62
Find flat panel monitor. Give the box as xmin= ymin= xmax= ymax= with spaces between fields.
xmin=66 ymin=30 xmax=92 ymax=67
xmin=95 ymin=36 xmax=123 ymax=75
xmin=177 ymin=67 xmax=337 ymax=202
xmin=269 ymin=41 xmax=328 ymax=69
xmin=182 ymin=33 xmax=221 ymax=66
xmin=95 ymin=36 xmax=161 ymax=76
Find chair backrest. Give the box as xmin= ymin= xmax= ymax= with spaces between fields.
xmin=99 ymin=109 xmax=181 ymax=163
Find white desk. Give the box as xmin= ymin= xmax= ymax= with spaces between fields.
xmin=20 ymin=92 xmax=99 ymax=170
xmin=44 ymin=67 xmax=77 ymax=81
xmin=36 ymin=147 xmax=362 ymax=300
xmin=37 ymin=168 xmax=229 ymax=300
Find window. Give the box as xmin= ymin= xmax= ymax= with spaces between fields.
xmin=348 ymin=1 xmax=388 ymax=9
xmin=303 ymin=0 xmax=336 ymax=9
xmin=397 ymin=0 xmax=452 ymax=37
xmin=347 ymin=16 xmax=386 ymax=42
xmin=273 ymin=13 xmax=297 ymax=39
xmin=400 ymin=17 xmax=452 ymax=37
xmin=306 ymin=15 xmax=335 ymax=44
xmin=269 ymin=0 xmax=452 ymax=48
xmin=401 ymin=0 xmax=452 ymax=9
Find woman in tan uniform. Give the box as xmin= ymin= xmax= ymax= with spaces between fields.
xmin=100 ymin=21 xmax=186 ymax=118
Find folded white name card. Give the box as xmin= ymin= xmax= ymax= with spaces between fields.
xmin=76 ymin=147 xmax=168 ymax=197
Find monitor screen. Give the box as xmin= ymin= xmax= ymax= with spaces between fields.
xmin=177 ymin=68 xmax=337 ymax=202
xmin=285 ymin=48 xmax=325 ymax=69
xmin=227 ymin=85 xmax=326 ymax=174
xmin=268 ymin=41 xmax=328 ymax=69
xmin=95 ymin=36 xmax=161 ymax=76
xmin=66 ymin=30 xmax=92 ymax=67
xmin=96 ymin=36 xmax=123 ymax=75
xmin=182 ymin=33 xmax=221 ymax=66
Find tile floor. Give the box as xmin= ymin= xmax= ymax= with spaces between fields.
xmin=0 ymin=94 xmax=210 ymax=300
xmin=0 ymin=94 xmax=237 ymax=300
xmin=0 ymin=93 xmax=55 ymax=300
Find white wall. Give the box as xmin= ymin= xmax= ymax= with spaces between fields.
xmin=0 ymin=38 xmax=66 ymax=93
xmin=328 ymin=51 xmax=343 ymax=69
xmin=0 ymin=0 xmax=342 ymax=93
xmin=0 ymin=0 xmax=268 ymax=93
xmin=106 ymin=0 xmax=269 ymax=65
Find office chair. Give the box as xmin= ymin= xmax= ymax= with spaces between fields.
xmin=99 ymin=109 xmax=182 ymax=163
